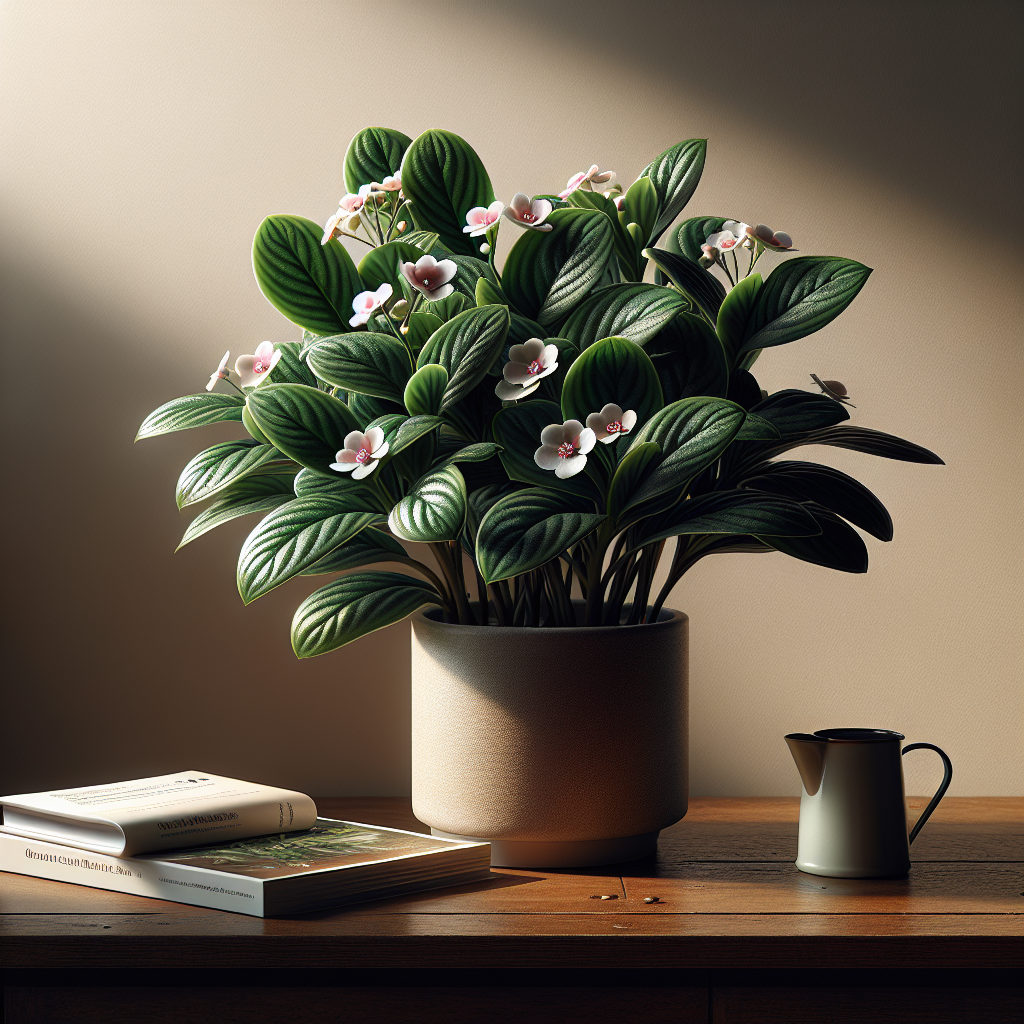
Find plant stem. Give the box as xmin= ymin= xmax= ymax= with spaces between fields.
xmin=392 ymin=556 xmax=454 ymax=613
xmin=488 ymin=583 xmax=510 ymax=626
xmin=584 ymin=524 xmax=614 ymax=626
xmin=450 ymin=540 xmax=478 ymax=624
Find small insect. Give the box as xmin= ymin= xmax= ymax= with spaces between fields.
xmin=810 ymin=373 xmax=856 ymax=407
xmin=643 ymin=896 xmax=660 ymax=904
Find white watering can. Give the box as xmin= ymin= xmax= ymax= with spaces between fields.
xmin=785 ymin=728 xmax=952 ymax=878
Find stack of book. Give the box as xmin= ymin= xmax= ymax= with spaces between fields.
xmin=0 ymin=772 xmax=490 ymax=917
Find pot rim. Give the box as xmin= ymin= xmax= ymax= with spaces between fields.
xmin=412 ymin=604 xmax=687 ymax=636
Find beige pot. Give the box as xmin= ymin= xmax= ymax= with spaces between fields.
xmin=410 ymin=607 xmax=688 ymax=867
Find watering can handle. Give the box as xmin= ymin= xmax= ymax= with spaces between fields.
xmin=902 ymin=742 xmax=953 ymax=845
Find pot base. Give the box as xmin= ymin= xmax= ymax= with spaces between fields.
xmin=430 ymin=828 xmax=660 ymax=868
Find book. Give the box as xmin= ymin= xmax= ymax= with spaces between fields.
xmin=0 ymin=818 xmax=491 ymax=916
xmin=0 ymin=771 xmax=318 ymax=856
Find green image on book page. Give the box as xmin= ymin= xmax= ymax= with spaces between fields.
xmin=140 ymin=821 xmax=455 ymax=878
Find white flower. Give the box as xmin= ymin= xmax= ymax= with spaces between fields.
xmin=399 ymin=254 xmax=458 ymax=300
xmin=706 ymin=221 xmax=747 ymax=253
xmin=745 ymin=223 xmax=796 ymax=251
xmin=494 ymin=339 xmax=559 ymax=401
xmin=234 ymin=342 xmax=282 ymax=388
xmin=463 ymin=200 xmax=505 ymax=236
xmin=586 ymin=403 xmax=637 ymax=444
xmin=370 ymin=173 xmax=402 ymax=192
xmin=205 ymin=350 xmax=231 ymax=392
xmin=534 ymin=420 xmax=596 ymax=480
xmin=322 ymin=209 xmax=361 ymax=245
xmin=503 ymin=193 xmax=553 ymax=231
xmin=350 ymin=283 xmax=393 ymax=327
xmin=329 ymin=427 xmax=389 ymax=480
xmin=558 ymin=164 xmax=616 ymax=199
xmin=339 ymin=189 xmax=368 ymax=213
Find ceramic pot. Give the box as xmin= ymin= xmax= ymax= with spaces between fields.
xmin=410 ymin=606 xmax=688 ymax=868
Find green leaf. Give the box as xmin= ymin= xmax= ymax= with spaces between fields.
xmin=293 ymin=466 xmax=367 ymax=499
xmin=560 ymin=335 xmax=663 ymax=428
xmin=344 ymin=127 xmax=412 ymax=193
xmin=357 ymin=241 xmax=426 ymax=293
xmin=175 ymin=440 xmax=282 ymax=509
xmin=644 ymin=247 xmax=728 ymax=322
xmin=625 ymin=397 xmax=746 ymax=507
xmin=387 ymin=464 xmax=467 ymax=542
xmin=741 ymin=461 xmax=893 ymax=541
xmin=619 ymin=176 xmax=659 ymax=248
xmin=669 ymin=216 xmax=730 ymax=263
xmin=405 ymin=311 xmax=445 ymax=356
xmin=268 ymin=341 xmax=318 ymax=388
xmin=607 ymin=441 xmax=660 ymax=524
xmin=476 ymin=488 xmax=604 ymax=584
xmin=716 ymin=273 xmax=763 ymax=365
xmin=137 ymin=393 xmax=244 ymax=441
xmin=787 ymin=426 xmax=944 ymax=464
xmin=291 ymin=571 xmax=440 ymax=658
xmin=639 ymin=138 xmax=707 ymax=242
xmin=237 ymin=492 xmax=383 ymax=603
xmin=400 ymin=129 xmax=495 ymax=257
xmin=646 ymin=313 xmax=729 ymax=404
xmin=492 ymin=400 xmax=603 ymax=503
xmin=751 ymin=390 xmax=851 ymax=434
xmin=567 ymin=188 xmax=635 ymax=271
xmin=734 ymin=412 xmax=781 ymax=440
xmin=246 ymin=384 xmax=361 ymax=473
xmin=475 ymin=275 xmax=506 ymax=307
xmin=423 ymin=291 xmax=471 ymax=321
xmin=466 ymin=483 xmax=517 ymax=543
xmin=740 ymin=257 xmax=872 ymax=354
xmin=300 ymin=527 xmax=406 ymax=575
xmin=432 ymin=441 xmax=501 ymax=470
xmin=348 ymin=392 xmax=403 ymax=423
xmin=403 ymin=363 xmax=449 ymax=416
xmin=388 ymin=414 xmax=445 ymax=457
xmin=761 ymin=502 xmax=868 ymax=573
xmin=398 ymin=229 xmax=440 ymax=252
xmin=559 ymin=283 xmax=689 ymax=351
xmin=177 ymin=474 xmax=296 ymax=550
xmin=252 ymin=215 xmax=362 ymax=335
xmin=417 ymin=304 xmax=510 ymax=412
xmin=501 ymin=209 xmax=614 ymax=328
xmin=634 ymin=490 xmax=820 ymax=554
xmin=306 ymin=333 xmax=413 ymax=403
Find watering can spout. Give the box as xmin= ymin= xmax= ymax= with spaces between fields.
xmin=785 ymin=733 xmax=828 ymax=796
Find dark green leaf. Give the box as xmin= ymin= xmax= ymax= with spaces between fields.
xmin=293 ymin=466 xmax=370 ymax=499
xmin=741 ymin=257 xmax=872 ymax=354
xmin=619 ymin=175 xmax=659 ymax=247
xmin=177 ymin=474 xmax=296 ymax=549
xmin=306 ymin=333 xmax=413 ymax=403
xmin=607 ymin=441 xmax=660 ymax=524
xmin=404 ymin=363 xmax=448 ymax=416
xmin=398 ymin=229 xmax=440 ymax=252
xmin=761 ymin=502 xmax=869 ymax=573
xmin=639 ymin=138 xmax=707 ymax=242
xmin=716 ymin=273 xmax=762 ymax=365
xmin=388 ymin=414 xmax=444 ymax=457
xmin=137 ymin=393 xmax=244 ymax=440
xmin=734 ymin=412 xmax=780 ymax=440
xmin=501 ymin=209 xmax=614 ymax=328
xmin=300 ymin=527 xmax=406 ymax=575
xmin=752 ymin=389 xmax=851 ymax=434
xmin=348 ymin=392 xmax=403 ymax=423
xmin=789 ymin=425 xmax=945 ymax=464
xmin=246 ymin=384 xmax=360 ymax=473
xmin=387 ymin=464 xmax=467 ymax=542
xmin=560 ymin=335 xmax=663 ymax=428
xmin=252 ymin=215 xmax=362 ymax=335
xmin=344 ymin=126 xmax=412 ymax=193
xmin=645 ymin=313 xmax=729 ymax=403
xmin=175 ymin=440 xmax=282 ymax=509
xmin=268 ymin=341 xmax=318 ymax=388
xmin=432 ymin=441 xmax=501 ymax=470
xmin=405 ymin=311 xmax=445 ymax=356
xmin=424 ymin=291 xmax=472 ymax=321
xmin=742 ymin=460 xmax=893 ymax=540
xmin=237 ymin=492 xmax=383 ymax=603
xmin=417 ymin=304 xmax=510 ymax=412
xmin=400 ymin=129 xmax=495 ymax=257
xmin=559 ymin=283 xmax=689 ymax=351
xmin=476 ymin=488 xmax=603 ymax=584
xmin=670 ymin=216 xmax=729 ymax=262
xmin=357 ymin=241 xmax=426 ymax=293
xmin=644 ymin=247 xmax=728 ymax=322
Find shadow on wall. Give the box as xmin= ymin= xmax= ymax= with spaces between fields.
xmin=0 ymin=255 xmax=413 ymax=797
xmin=484 ymin=0 xmax=1020 ymax=232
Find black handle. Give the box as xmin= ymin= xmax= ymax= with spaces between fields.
xmin=902 ymin=742 xmax=953 ymax=845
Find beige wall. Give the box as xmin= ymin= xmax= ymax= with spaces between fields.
xmin=1 ymin=0 xmax=1020 ymax=799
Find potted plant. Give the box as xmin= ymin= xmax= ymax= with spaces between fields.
xmin=138 ymin=127 xmax=942 ymax=866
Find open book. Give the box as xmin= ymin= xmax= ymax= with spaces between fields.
xmin=0 ymin=772 xmax=317 ymax=857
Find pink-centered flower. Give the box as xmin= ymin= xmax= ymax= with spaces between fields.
xmin=503 ymin=193 xmax=553 ymax=231
xmin=558 ymin=165 xmax=616 ymax=199
xmin=371 ymin=173 xmax=402 ymax=192
xmin=339 ymin=187 xmax=371 ymax=213
xmin=463 ymin=200 xmax=504 ymax=236
xmin=494 ymin=338 xmax=559 ymax=401
xmin=586 ymin=403 xmax=637 ymax=444
xmin=205 ymin=350 xmax=231 ymax=392
xmin=234 ymin=342 xmax=282 ymax=388
xmin=706 ymin=221 xmax=748 ymax=254
xmin=322 ymin=209 xmax=361 ymax=245
xmin=534 ymin=420 xmax=596 ymax=480
xmin=350 ymin=283 xmax=393 ymax=327
xmin=329 ymin=427 xmax=389 ymax=480
xmin=745 ymin=223 xmax=796 ymax=251
xmin=399 ymin=254 xmax=458 ymax=301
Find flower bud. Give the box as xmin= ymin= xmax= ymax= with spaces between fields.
xmin=480 ymin=242 xmax=491 ymax=254
xmin=389 ymin=298 xmax=410 ymax=321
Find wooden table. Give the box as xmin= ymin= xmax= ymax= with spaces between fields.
xmin=2 ymin=797 xmax=1021 ymax=1023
